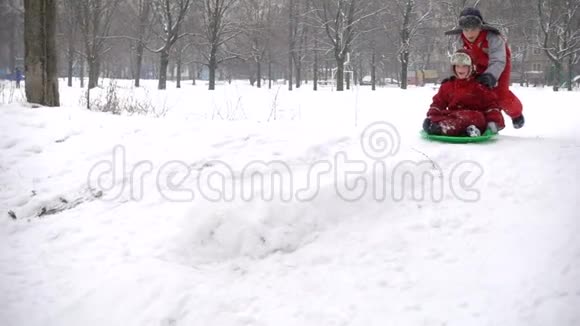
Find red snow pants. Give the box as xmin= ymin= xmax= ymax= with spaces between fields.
xmin=429 ymin=110 xmax=487 ymax=136
xmin=495 ymin=86 xmax=523 ymax=119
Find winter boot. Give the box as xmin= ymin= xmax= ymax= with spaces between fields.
xmin=423 ymin=118 xmax=442 ymax=135
xmin=466 ymin=125 xmax=481 ymax=137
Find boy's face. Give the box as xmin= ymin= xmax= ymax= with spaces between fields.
xmin=462 ymin=27 xmax=482 ymax=43
xmin=454 ymin=65 xmax=471 ymax=79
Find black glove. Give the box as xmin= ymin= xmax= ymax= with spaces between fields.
xmin=440 ymin=76 xmax=456 ymax=84
xmin=476 ymin=73 xmax=497 ymax=88
xmin=512 ymin=115 xmax=525 ymax=129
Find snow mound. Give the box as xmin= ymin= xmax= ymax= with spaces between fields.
xmin=174 ymin=185 xmax=382 ymax=262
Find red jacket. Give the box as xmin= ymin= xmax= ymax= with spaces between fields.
xmin=460 ymin=30 xmax=512 ymax=94
xmin=428 ymin=77 xmax=504 ymax=128
xmin=459 ymin=30 xmax=522 ymax=119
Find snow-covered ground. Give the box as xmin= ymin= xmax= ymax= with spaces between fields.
xmin=1 ymin=79 xmax=579 ymax=326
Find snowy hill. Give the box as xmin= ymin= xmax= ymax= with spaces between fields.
xmin=1 ymin=80 xmax=579 ymax=326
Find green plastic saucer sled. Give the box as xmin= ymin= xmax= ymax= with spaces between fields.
xmin=420 ymin=129 xmax=497 ymax=143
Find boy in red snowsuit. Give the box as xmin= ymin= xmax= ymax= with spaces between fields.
xmin=423 ymin=49 xmax=504 ymax=137
xmin=445 ymin=7 xmax=525 ymax=129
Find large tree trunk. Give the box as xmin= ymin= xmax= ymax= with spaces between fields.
xmin=268 ymin=52 xmax=272 ymax=89
xmin=371 ymin=48 xmax=376 ymax=91
xmin=552 ymin=62 xmax=561 ymax=92
xmin=66 ymin=13 xmax=75 ymax=88
xmin=169 ymin=61 xmax=175 ymax=81
xmin=9 ymin=13 xmax=17 ymax=74
xmin=335 ymin=56 xmax=345 ymax=91
xmin=400 ymin=0 xmax=412 ymax=90
xmin=67 ymin=43 xmax=74 ymax=87
xmin=295 ymin=60 xmax=301 ymax=88
xmin=176 ymin=51 xmax=182 ymax=89
xmin=208 ymin=62 xmax=216 ymax=90
xmin=567 ymin=55 xmax=573 ymax=91
xmin=354 ymin=57 xmax=361 ymax=86
xmin=346 ymin=71 xmax=351 ymax=90
xmin=79 ymin=55 xmax=85 ymax=88
xmin=288 ymin=0 xmax=294 ymax=91
xmin=24 ymin=0 xmax=60 ymax=106
xmin=88 ymin=56 xmax=100 ymax=89
xmin=256 ymin=60 xmax=262 ymax=88
xmin=313 ymin=39 xmax=318 ymax=91
xmin=208 ymin=46 xmax=217 ymax=90
xmin=288 ymin=52 xmax=293 ymax=91
xmin=134 ymin=0 xmax=150 ymax=87
xmin=400 ymin=50 xmax=409 ymax=90
xmin=134 ymin=41 xmax=144 ymax=87
xmin=158 ymin=49 xmax=169 ymax=90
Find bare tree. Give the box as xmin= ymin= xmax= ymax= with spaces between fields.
xmin=18 ymin=0 xmax=573 ymax=97
xmin=73 ymin=0 xmax=121 ymax=89
xmin=537 ymin=0 xmax=580 ymax=91
xmin=195 ymin=0 xmax=240 ymax=90
xmin=60 ymin=0 xmax=78 ymax=87
xmin=388 ymin=0 xmax=432 ymax=89
xmin=308 ymin=9 xmax=332 ymax=91
xmin=313 ymin=36 xmax=319 ymax=90
xmin=1 ymin=0 xmax=24 ymax=76
xmin=312 ymin=0 xmax=378 ymax=91
xmin=127 ymin=0 xmax=152 ymax=87
xmin=351 ymin=3 xmax=386 ymax=90
xmin=493 ymin=0 xmax=539 ymax=86
xmin=24 ymin=0 xmax=59 ymax=106
xmin=173 ymin=40 xmax=192 ymax=88
xmin=288 ymin=0 xmax=295 ymax=90
xmin=312 ymin=0 xmax=356 ymax=91
xmin=262 ymin=2 xmax=285 ymax=89
xmin=150 ymin=0 xmax=191 ymax=90
xmin=240 ymin=0 xmax=279 ymax=88
xmin=294 ymin=0 xmax=311 ymax=88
